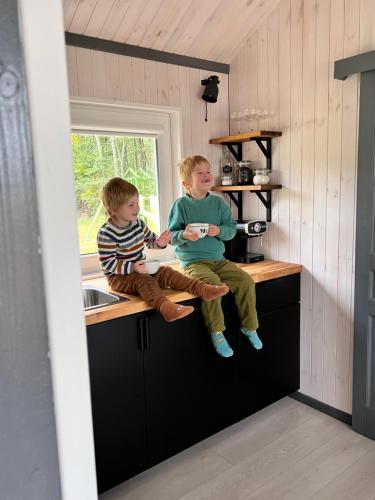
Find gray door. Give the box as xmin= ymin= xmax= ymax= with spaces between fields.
xmin=353 ymin=70 xmax=375 ymax=439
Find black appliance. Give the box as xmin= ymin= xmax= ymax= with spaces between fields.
xmin=224 ymin=220 xmax=267 ymax=263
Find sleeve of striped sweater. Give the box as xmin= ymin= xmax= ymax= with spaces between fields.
xmin=97 ymin=227 xmax=134 ymax=275
xmin=142 ymin=220 xmax=159 ymax=249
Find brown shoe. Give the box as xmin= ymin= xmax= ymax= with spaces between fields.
xmin=199 ymin=284 xmax=229 ymax=302
xmin=159 ymin=301 xmax=194 ymax=322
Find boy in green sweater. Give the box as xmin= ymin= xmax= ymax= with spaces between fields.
xmin=168 ymin=155 xmax=261 ymax=358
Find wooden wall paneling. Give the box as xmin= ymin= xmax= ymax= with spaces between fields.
xmin=105 ymin=53 xmax=121 ymax=100
xmin=119 ymin=55 xmax=134 ymax=102
xmin=167 ymin=64 xmax=180 ymax=107
xmin=186 ymin=0 xmax=238 ymax=61
xmin=220 ymin=0 xmax=274 ymax=63
xmin=189 ymin=68 xmax=203 ymax=154
xmin=246 ymin=35 xmax=262 ymax=253
xmin=63 ymin=0 xmax=80 ymax=31
xmin=200 ymin=71 xmax=212 ymax=164
xmin=162 ymin=0 xmax=218 ymax=56
xmin=113 ymin=0 xmax=149 ymax=43
xmin=300 ymin=0 xmax=317 ymax=396
xmin=336 ymin=0 xmax=360 ymax=413
xmin=126 ymin=0 xmax=164 ymax=46
xmin=131 ymin=57 xmax=146 ymax=103
xmin=359 ymin=0 xmax=375 ymax=53
xmin=66 ymin=46 xmax=79 ymax=96
xmin=144 ymin=60 xmax=157 ymax=104
xmin=99 ymin=0 xmax=132 ymax=40
xmin=178 ymin=66 xmax=192 ymax=156
xmin=347 ymin=0 xmax=360 ymax=415
xmin=324 ymin=0 xmax=344 ymax=407
xmin=91 ymin=50 xmax=107 ymax=99
xmin=143 ymin=0 xmax=194 ymax=52
xmin=266 ymin=8 xmax=280 ymax=260
xmin=257 ymin=24 xmax=270 ymax=253
xmin=277 ymin=0 xmax=291 ymax=262
xmin=156 ymin=62 xmax=169 ymax=106
xmin=84 ymin=0 xmax=117 ymax=38
xmin=76 ymin=48 xmax=94 ymax=97
xmin=289 ymin=0 xmax=303 ymax=265
xmin=229 ymin=52 xmax=240 ymax=135
xmin=69 ymin=0 xmax=98 ymax=34
xmin=311 ymin=0 xmax=330 ymax=402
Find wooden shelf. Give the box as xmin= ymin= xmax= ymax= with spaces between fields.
xmin=213 ymin=184 xmax=282 ymax=222
xmin=209 ymin=130 xmax=282 ymax=144
xmin=209 ymin=131 xmax=283 ymax=221
xmin=212 ymin=184 xmax=282 ymax=192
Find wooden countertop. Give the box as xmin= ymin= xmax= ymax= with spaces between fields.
xmin=84 ymin=260 xmax=302 ymax=326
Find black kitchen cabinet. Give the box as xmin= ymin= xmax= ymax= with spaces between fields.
xmin=87 ymin=313 xmax=147 ymax=493
xmin=87 ymin=273 xmax=301 ymax=494
xmin=144 ymin=300 xmax=238 ymax=467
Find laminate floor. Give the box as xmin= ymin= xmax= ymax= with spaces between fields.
xmin=100 ymin=397 xmax=375 ymax=500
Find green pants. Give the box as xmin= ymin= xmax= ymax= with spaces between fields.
xmin=183 ymin=259 xmax=259 ymax=333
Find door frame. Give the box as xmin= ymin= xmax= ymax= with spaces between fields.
xmin=18 ymin=0 xmax=98 ymax=497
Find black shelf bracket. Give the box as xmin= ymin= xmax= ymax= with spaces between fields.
xmin=227 ymin=191 xmax=243 ymax=221
xmin=255 ymin=138 xmax=272 ymax=170
xmin=225 ymin=143 xmax=243 ymax=162
xmin=255 ymin=191 xmax=272 ymax=222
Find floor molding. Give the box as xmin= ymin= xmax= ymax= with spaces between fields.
xmin=289 ymin=391 xmax=352 ymax=426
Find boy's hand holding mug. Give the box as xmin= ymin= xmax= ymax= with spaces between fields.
xmin=207 ymin=224 xmax=220 ymax=237
xmin=183 ymin=225 xmax=199 ymax=241
xmin=133 ymin=261 xmax=147 ymax=273
xmin=156 ymin=229 xmax=171 ymax=248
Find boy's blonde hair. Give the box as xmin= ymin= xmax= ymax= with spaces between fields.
xmin=178 ymin=155 xmax=210 ymax=189
xmin=100 ymin=177 xmax=138 ymax=215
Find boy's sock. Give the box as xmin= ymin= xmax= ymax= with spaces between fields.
xmin=210 ymin=331 xmax=233 ymax=358
xmin=241 ymin=329 xmax=263 ymax=350
xmin=159 ymin=301 xmax=194 ymax=322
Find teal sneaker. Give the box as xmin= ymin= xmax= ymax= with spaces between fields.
xmin=241 ymin=329 xmax=263 ymax=350
xmin=210 ymin=331 xmax=234 ymax=358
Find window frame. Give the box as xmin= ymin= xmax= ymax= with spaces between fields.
xmin=70 ymin=98 xmax=183 ymax=276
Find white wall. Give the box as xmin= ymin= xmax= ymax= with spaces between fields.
xmin=228 ymin=0 xmax=375 ymax=414
xmin=66 ymin=47 xmax=229 ymax=180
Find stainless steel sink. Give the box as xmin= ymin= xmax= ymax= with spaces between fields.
xmin=82 ymin=285 xmax=123 ymax=310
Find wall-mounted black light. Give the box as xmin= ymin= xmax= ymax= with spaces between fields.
xmin=201 ymin=75 xmax=220 ymax=121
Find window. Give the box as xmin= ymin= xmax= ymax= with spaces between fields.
xmin=70 ymin=99 xmax=182 ymax=275
xmin=72 ymin=133 xmax=159 ymax=255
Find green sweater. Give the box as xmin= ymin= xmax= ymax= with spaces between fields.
xmin=168 ymin=193 xmax=237 ymax=267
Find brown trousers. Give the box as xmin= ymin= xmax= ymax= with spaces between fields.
xmin=108 ymin=266 xmax=204 ymax=310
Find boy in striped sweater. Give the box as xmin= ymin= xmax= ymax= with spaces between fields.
xmin=97 ymin=177 xmax=229 ymax=322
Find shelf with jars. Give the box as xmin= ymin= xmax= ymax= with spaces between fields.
xmin=209 ymin=130 xmax=282 ymax=222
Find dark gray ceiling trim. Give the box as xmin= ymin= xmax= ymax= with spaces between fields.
xmin=334 ymin=50 xmax=375 ymax=80
xmin=65 ymin=32 xmax=230 ymax=74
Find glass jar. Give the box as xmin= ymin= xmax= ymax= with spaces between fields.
xmin=253 ymin=169 xmax=270 ymax=185
xmin=221 ymin=175 xmax=233 ymax=186
xmin=237 ymin=161 xmax=255 ymax=185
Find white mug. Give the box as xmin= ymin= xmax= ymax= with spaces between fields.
xmin=189 ymin=223 xmax=209 ymax=238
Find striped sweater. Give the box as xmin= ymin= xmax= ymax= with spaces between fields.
xmin=97 ymin=218 xmax=159 ymax=276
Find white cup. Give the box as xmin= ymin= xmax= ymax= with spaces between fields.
xmin=143 ymin=259 xmax=160 ymax=274
xmin=189 ymin=223 xmax=209 ymax=238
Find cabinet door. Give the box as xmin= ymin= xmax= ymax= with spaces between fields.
xmin=144 ymin=299 xmax=238 ymax=466
xmin=237 ymin=303 xmax=300 ymax=417
xmin=87 ymin=314 xmax=147 ymax=493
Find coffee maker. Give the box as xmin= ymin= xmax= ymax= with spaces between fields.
xmin=224 ymin=220 xmax=267 ymax=263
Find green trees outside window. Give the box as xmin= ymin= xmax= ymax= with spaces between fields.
xmin=72 ymin=133 xmax=159 ymax=255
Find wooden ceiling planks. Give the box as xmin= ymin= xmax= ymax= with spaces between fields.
xmin=64 ymin=0 xmax=282 ymax=63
